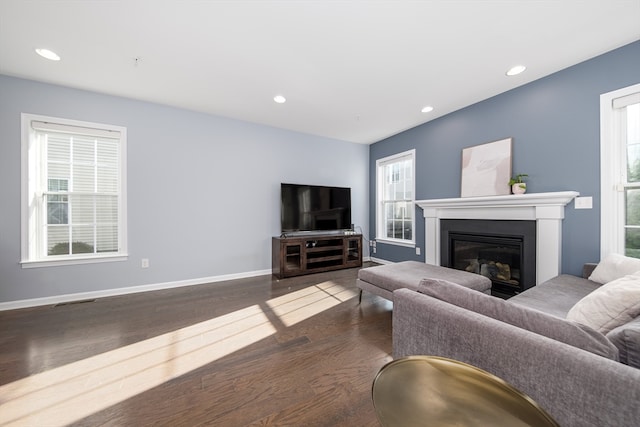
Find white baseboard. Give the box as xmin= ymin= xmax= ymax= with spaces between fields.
xmin=369 ymin=257 xmax=393 ymax=265
xmin=0 ymin=268 xmax=272 ymax=311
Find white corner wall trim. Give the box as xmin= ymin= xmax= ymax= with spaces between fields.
xmin=0 ymin=268 xmax=272 ymax=311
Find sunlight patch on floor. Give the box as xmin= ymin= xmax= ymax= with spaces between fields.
xmin=0 ymin=282 xmax=357 ymax=426
xmin=266 ymin=281 xmax=357 ymax=327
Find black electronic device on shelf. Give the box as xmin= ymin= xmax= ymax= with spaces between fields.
xmin=280 ymin=183 xmax=352 ymax=234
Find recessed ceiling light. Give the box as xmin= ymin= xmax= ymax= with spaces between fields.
xmin=35 ymin=48 xmax=61 ymax=61
xmin=421 ymin=106 xmax=434 ymax=113
xmin=274 ymin=95 xmax=286 ymax=104
xmin=506 ymin=65 xmax=526 ymax=76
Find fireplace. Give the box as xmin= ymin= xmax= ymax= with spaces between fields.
xmin=416 ymin=192 xmax=578 ymax=286
xmin=440 ymin=219 xmax=536 ymax=298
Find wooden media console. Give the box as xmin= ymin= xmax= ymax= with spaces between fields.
xmin=272 ymin=234 xmax=362 ymax=279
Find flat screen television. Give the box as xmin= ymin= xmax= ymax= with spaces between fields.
xmin=281 ymin=183 xmax=352 ymax=233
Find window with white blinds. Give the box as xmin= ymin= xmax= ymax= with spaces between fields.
xmin=600 ymin=84 xmax=640 ymax=259
xmin=376 ymin=149 xmax=416 ymax=246
xmin=21 ymin=114 xmax=127 ymax=267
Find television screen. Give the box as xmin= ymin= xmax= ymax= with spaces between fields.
xmin=281 ymin=183 xmax=351 ymax=233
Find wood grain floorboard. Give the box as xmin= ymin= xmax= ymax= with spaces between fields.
xmin=0 ymin=263 xmax=392 ymax=426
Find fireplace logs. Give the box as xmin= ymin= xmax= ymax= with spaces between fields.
xmin=465 ymin=258 xmax=518 ymax=285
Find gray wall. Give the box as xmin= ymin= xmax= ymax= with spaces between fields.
xmin=369 ymin=40 xmax=640 ymax=276
xmin=0 ymin=75 xmax=369 ymax=304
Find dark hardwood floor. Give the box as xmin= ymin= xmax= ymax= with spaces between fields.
xmin=0 ymin=263 xmax=392 ymax=426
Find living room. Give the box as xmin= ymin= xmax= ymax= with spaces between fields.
xmin=1 ymin=1 xmax=640 ymax=426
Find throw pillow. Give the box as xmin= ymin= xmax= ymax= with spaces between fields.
xmin=588 ymin=253 xmax=640 ymax=284
xmin=417 ymin=278 xmax=619 ymax=360
xmin=567 ymin=273 xmax=640 ymax=334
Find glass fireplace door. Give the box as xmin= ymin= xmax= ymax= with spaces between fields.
xmin=450 ymin=233 xmax=523 ymax=297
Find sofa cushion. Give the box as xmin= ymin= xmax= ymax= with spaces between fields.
xmin=566 ymin=273 xmax=640 ymax=334
xmin=509 ymin=274 xmax=601 ymax=318
xmin=588 ymin=253 xmax=640 ymax=284
xmin=606 ymin=316 xmax=640 ymax=368
xmin=417 ymin=278 xmax=619 ymax=360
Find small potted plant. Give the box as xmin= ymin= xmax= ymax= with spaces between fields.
xmin=509 ymin=174 xmax=528 ymax=195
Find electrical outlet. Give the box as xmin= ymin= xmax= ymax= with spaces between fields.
xmin=141 ymin=258 xmax=149 ymax=268
xmin=373 ymin=247 xmax=376 ymax=254
xmin=575 ymin=196 xmax=593 ymax=209
xmin=416 ymin=247 xmax=421 ymax=255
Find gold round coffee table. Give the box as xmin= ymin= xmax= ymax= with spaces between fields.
xmin=372 ymin=356 xmax=559 ymax=427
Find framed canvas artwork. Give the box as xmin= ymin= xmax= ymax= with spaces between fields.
xmin=461 ymin=138 xmax=512 ymax=197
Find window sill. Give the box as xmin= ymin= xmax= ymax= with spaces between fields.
xmin=376 ymin=238 xmax=415 ymax=248
xmin=21 ymin=254 xmax=128 ymax=269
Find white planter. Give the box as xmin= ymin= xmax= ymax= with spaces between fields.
xmin=512 ymin=183 xmax=527 ymax=195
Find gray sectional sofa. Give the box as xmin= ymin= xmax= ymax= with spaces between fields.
xmin=390 ymin=263 xmax=640 ymax=427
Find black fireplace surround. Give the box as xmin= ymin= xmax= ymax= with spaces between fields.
xmin=440 ymin=219 xmax=536 ymax=298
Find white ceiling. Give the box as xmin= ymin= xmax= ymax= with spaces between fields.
xmin=1 ymin=1 xmax=639 ymax=144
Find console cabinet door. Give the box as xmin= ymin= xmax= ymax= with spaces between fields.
xmin=273 ymin=238 xmax=304 ymax=278
xmin=282 ymin=241 xmax=304 ymax=275
xmin=345 ymin=236 xmax=362 ymax=267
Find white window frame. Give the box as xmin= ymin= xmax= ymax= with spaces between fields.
xmin=21 ymin=113 xmax=128 ymax=268
xmin=600 ymin=83 xmax=640 ymax=258
xmin=376 ymin=149 xmax=416 ymax=247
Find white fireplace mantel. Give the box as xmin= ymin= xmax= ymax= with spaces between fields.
xmin=415 ymin=191 xmax=579 ymax=285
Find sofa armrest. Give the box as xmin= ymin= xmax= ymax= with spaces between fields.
xmin=583 ymin=262 xmax=598 ymax=279
xmin=393 ymin=288 xmax=640 ymax=427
